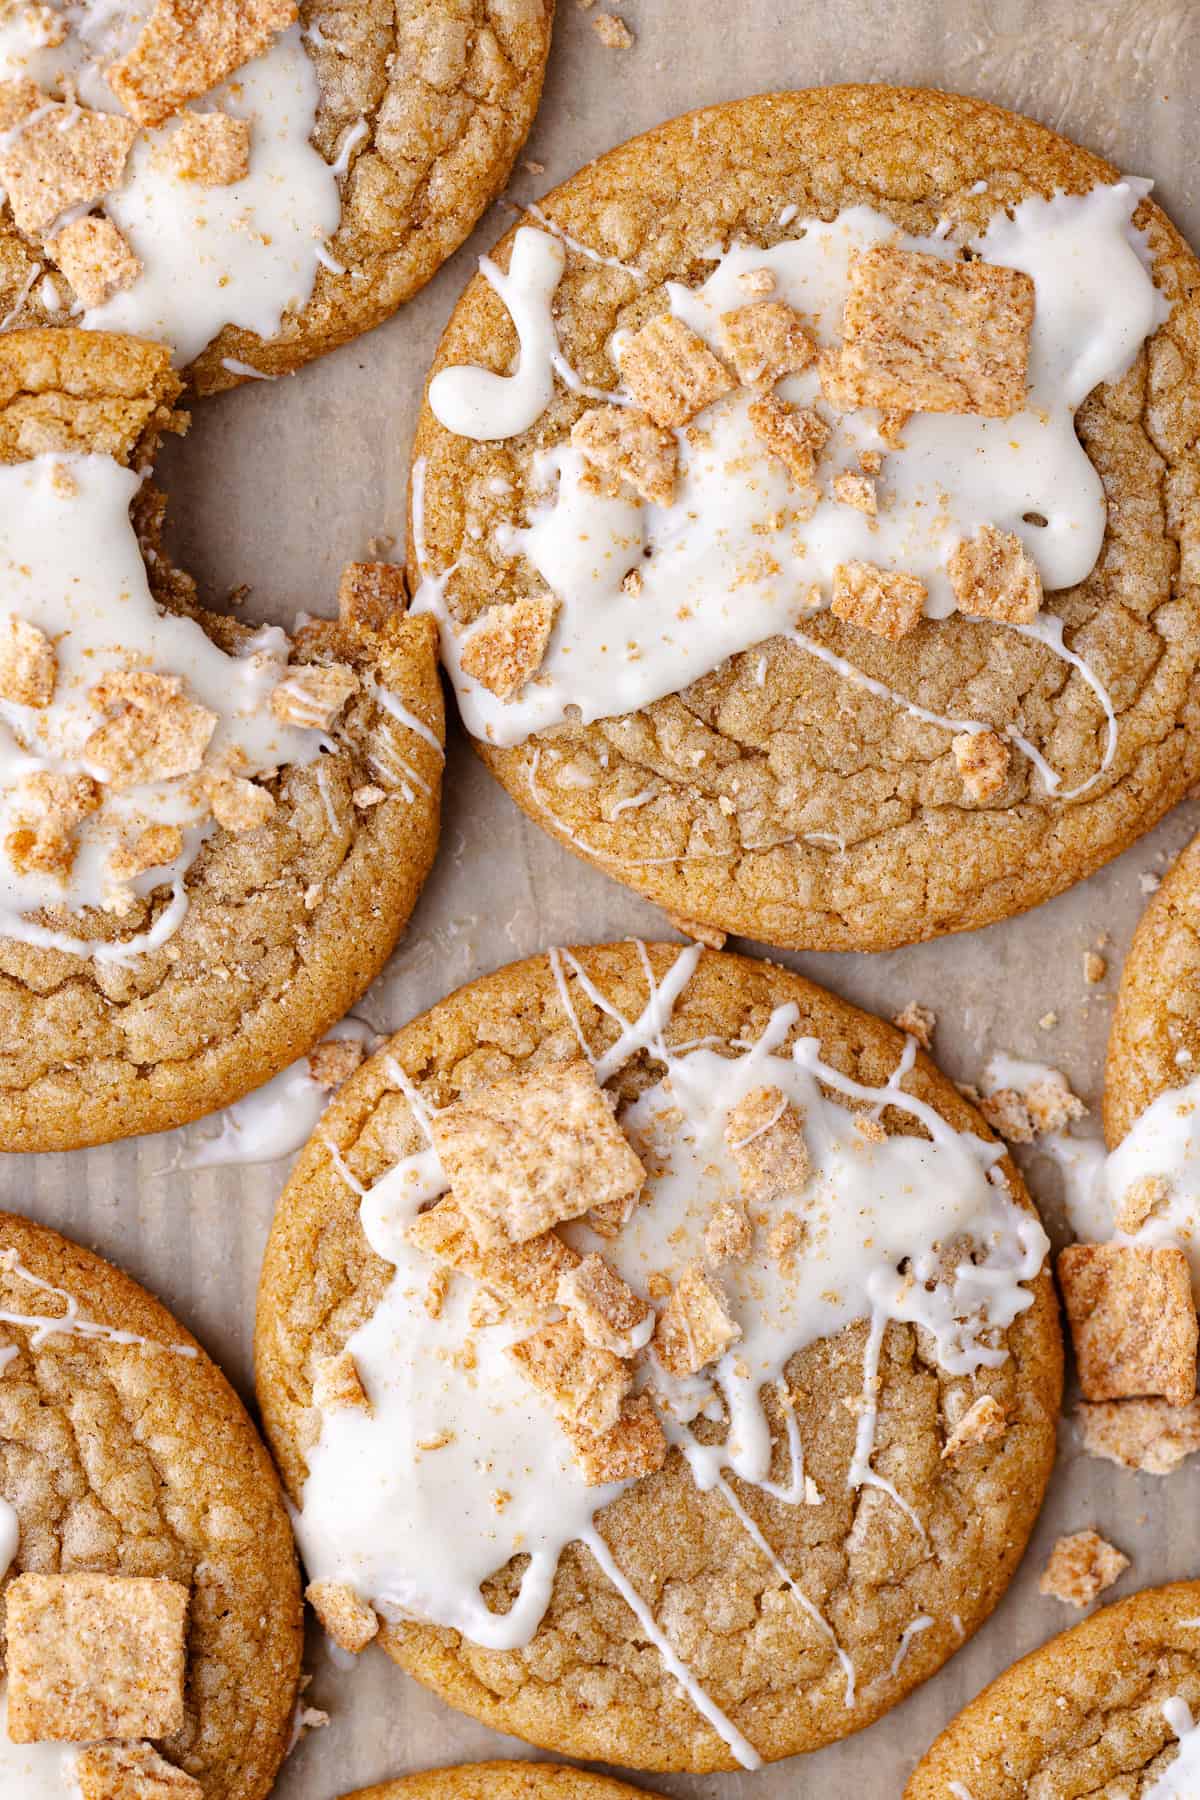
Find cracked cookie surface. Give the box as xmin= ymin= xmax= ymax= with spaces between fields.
xmin=410 ymin=85 xmax=1200 ymax=951
xmin=256 ymin=942 xmax=1062 ymax=1770
xmin=0 ymin=1212 xmax=302 ymax=1800
xmin=342 ymin=1765 xmax=651 ymax=1800
xmin=0 ymin=329 xmax=443 ymax=1151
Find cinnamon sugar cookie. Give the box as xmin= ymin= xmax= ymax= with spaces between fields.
xmin=0 ymin=328 xmax=443 ymax=1150
xmin=343 ymin=1766 xmax=651 ymax=1800
xmin=0 ymin=0 xmax=553 ymax=392
xmin=410 ymin=86 xmax=1200 ymax=951
xmin=0 ymin=1212 xmax=302 ymax=1800
xmin=256 ymin=942 xmax=1061 ymax=1771
xmin=906 ymin=1580 xmax=1200 ymax=1798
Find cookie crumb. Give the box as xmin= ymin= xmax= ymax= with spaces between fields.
xmin=0 ymin=614 xmax=55 ymax=707
xmin=1078 ymin=1397 xmax=1200 ymax=1475
xmin=591 ymin=12 xmax=634 ymax=47
xmin=1058 ymin=1242 xmax=1198 ymax=1406
xmin=352 ymin=783 xmax=387 ymax=809
xmin=736 ymin=267 xmax=775 ymax=296
xmin=337 ymin=561 xmax=407 ymax=629
xmin=6 ymin=772 xmax=100 ymax=879
xmin=664 ymin=909 xmax=726 ymax=949
xmin=49 ymin=214 xmax=141 ymax=309
xmin=270 ymin=663 xmax=359 ymax=730
xmin=158 ymin=109 xmax=251 ymax=185
xmin=948 ymin=523 xmax=1043 ymax=623
xmin=719 ymin=301 xmax=816 ymax=387
xmin=831 ymin=560 xmax=927 ymax=641
xmin=307 ymin=1039 xmax=365 ymax=1089
xmin=1038 ymin=1012 xmax=1058 ymax=1031
xmin=942 ymin=1393 xmax=1007 ymax=1460
xmin=725 ymin=1086 xmax=810 ymax=1203
xmin=617 ymin=314 xmax=733 ymax=429
xmin=1083 ymin=950 xmax=1107 ymax=984
xmin=1038 ymin=1529 xmax=1128 ymax=1607
xmin=654 ymin=1260 xmax=740 ymax=1377
xmin=108 ymin=822 xmax=183 ymax=883
xmin=952 ymin=729 xmax=1010 ymax=803
xmin=893 ymin=1002 xmax=935 ymax=1050
xmin=305 ymin=1580 xmax=378 ymax=1655
xmin=460 ymin=593 xmax=558 ymax=701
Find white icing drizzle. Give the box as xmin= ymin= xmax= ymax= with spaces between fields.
xmin=887 ymin=1613 xmax=934 ymax=1679
xmin=295 ymin=946 xmax=1047 ymax=1769
xmin=220 ymin=358 xmax=278 ymax=382
xmin=428 ymin=230 xmax=569 ymax=441
xmin=947 ymin=1786 xmax=975 ymax=1800
xmin=1147 ymin=1697 xmax=1200 ymax=1798
xmin=522 ymin=202 xmax=647 ymax=283
xmin=0 ymin=1252 xmax=197 ymax=1358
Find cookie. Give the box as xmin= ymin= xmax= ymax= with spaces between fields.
xmin=0 ymin=1212 xmax=302 ymax=1800
xmin=906 ymin=1579 xmax=1200 ymax=1797
xmin=408 ymin=85 xmax=1200 ymax=952
xmin=0 ymin=0 xmax=553 ymax=392
xmin=0 ymin=328 xmax=443 ymax=1150
xmin=342 ymin=1766 xmax=651 ymax=1800
xmin=256 ymin=941 xmax=1061 ymax=1771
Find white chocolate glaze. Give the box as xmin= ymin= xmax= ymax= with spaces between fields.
xmin=0 ymin=5 xmax=339 ymax=366
xmin=1148 ymin=1696 xmax=1200 ymax=1797
xmin=0 ymin=1250 xmax=197 ymax=1357
xmin=295 ymin=946 xmax=1047 ymax=1768
xmin=428 ymin=230 xmax=568 ymax=440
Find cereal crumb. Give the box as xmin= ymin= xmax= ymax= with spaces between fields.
xmin=591 ymin=12 xmax=634 ymax=47
xmin=736 ymin=268 xmax=775 ymax=296
xmin=617 ymin=314 xmax=733 ymax=429
xmin=556 ymin=1252 xmax=651 ymax=1356
xmin=305 ymin=1580 xmax=378 ymax=1655
xmin=948 ymin=523 xmax=1043 ymax=623
xmin=831 ymin=560 xmax=926 ymax=641
xmin=703 ymin=1199 xmax=752 ymax=1265
xmin=0 ymin=614 xmax=55 ymax=707
xmin=1115 ymin=1174 xmax=1170 ymax=1236
xmin=1083 ymin=950 xmax=1107 ymax=984
xmin=942 ymin=1393 xmax=1007 ymax=1461
xmin=1058 ymin=1242 xmax=1198 ymax=1407
xmin=307 ymin=1039 xmax=365 ymax=1089
xmin=1078 ymin=1397 xmax=1200 ymax=1475
xmin=832 ymin=470 xmax=877 ymax=515
xmin=893 ymin=1003 xmax=935 ymax=1050
xmin=312 ymin=1349 xmax=371 ymax=1413
xmin=719 ymin=301 xmax=816 ymax=387
xmin=49 ymin=214 xmax=141 ymax=309
xmin=952 ymin=729 xmax=1009 ymax=802
xmin=158 ymin=109 xmax=251 ymax=185
xmin=654 ymin=1260 xmax=740 ymax=1377
xmin=1038 ymin=1530 xmax=1128 ymax=1607
xmin=460 ymin=594 xmax=558 ymax=701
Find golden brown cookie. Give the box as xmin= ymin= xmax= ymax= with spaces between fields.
xmin=410 ymin=86 xmax=1200 ymax=951
xmin=256 ymin=942 xmax=1061 ymax=1771
xmin=906 ymin=1580 xmax=1200 ymax=1798
xmin=0 ymin=329 xmax=443 ymax=1150
xmin=342 ymin=1766 xmax=651 ymax=1800
xmin=0 ymin=1211 xmax=302 ymax=1800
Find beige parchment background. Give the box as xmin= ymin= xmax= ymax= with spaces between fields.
xmin=5 ymin=0 xmax=1200 ymax=1792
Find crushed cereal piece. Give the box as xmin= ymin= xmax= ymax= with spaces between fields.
xmin=766 ymin=1210 xmax=804 ymax=1267
xmin=736 ymin=268 xmax=775 ymax=296
xmin=942 ymin=1393 xmax=1007 ymax=1460
xmin=878 ymin=407 xmax=910 ymax=446
xmin=407 ymin=1193 xmax=579 ymax=1312
xmin=307 ymin=1038 xmax=364 ymax=1089
xmin=107 ymin=0 xmax=298 ymax=127
xmin=269 ymin=663 xmax=359 ymax=730
xmin=893 ymin=1003 xmax=935 ymax=1050
xmin=431 ymin=1059 xmax=645 ymax=1248
xmin=49 ymin=215 xmax=141 ymax=309
xmin=509 ymin=1317 xmax=632 ymax=1437
xmin=859 ymin=448 xmax=883 ymax=475
xmin=6 ymin=772 xmax=100 ymax=879
xmin=587 ymin=1187 xmax=642 ymax=1238
xmin=337 ymin=561 xmax=407 ymax=629
xmin=1038 ymin=1529 xmax=1128 ymax=1607
xmin=654 ymin=1260 xmax=741 ymax=1377
xmin=85 ymin=671 xmax=216 ymax=787
xmin=75 ymin=1741 xmax=202 ymax=1799
xmin=205 ymin=772 xmax=275 ymax=832
xmin=823 ymin=244 xmax=1035 ymax=418
xmin=953 ymin=729 xmax=1009 ymax=802
xmin=312 ymin=1348 xmax=370 ymax=1413
xmin=1078 ymin=1397 xmax=1200 ymax=1475
xmin=158 ymin=109 xmax=250 ymax=185
xmin=617 ymin=314 xmax=734 ymax=430
xmin=853 ymin=1114 xmax=887 ymax=1145
xmin=556 ymin=1252 xmax=652 ymax=1356
xmin=833 ymin=470 xmax=877 ymax=515
xmin=0 ymin=84 xmax=137 ymax=235
xmin=948 ymin=523 xmax=1043 ymax=624
xmin=1115 ymin=1174 xmax=1170 ymax=1236
xmin=107 ymin=822 xmax=183 ymax=883
xmin=572 ymin=404 xmax=677 ymax=506
xmin=978 ymin=1088 xmax=1034 ymax=1144
xmin=1025 ymin=1076 xmax=1087 ymax=1135
xmin=565 ymin=1391 xmax=666 ymax=1485
xmin=0 ymin=614 xmax=55 ymax=707
xmin=6 ymin=1572 xmax=188 ymax=1742
xmin=724 ymin=1086 xmax=810 ymax=1203
xmin=460 ymin=593 xmax=558 ymax=701
xmin=719 ymin=301 xmax=816 ymax=386
xmin=747 ymin=394 xmax=828 ymax=491
xmin=305 ymin=1580 xmax=378 ymax=1654
xmin=1083 ymin=950 xmax=1107 ymax=985
xmin=1058 ymin=1243 xmax=1198 ymax=1407
xmin=591 ymin=12 xmax=634 ymax=48
xmin=704 ymin=1198 xmax=752 ymax=1265
xmin=830 ymin=560 xmax=926 ymax=641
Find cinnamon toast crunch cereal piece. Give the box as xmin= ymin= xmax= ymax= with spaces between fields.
xmin=893 ymin=1002 xmax=935 ymax=1050
xmin=941 ymin=1394 xmax=1007 ymax=1461
xmin=306 ymin=1038 xmax=365 ymax=1088
xmin=825 ymin=244 xmax=1035 ymax=418
xmin=107 ymin=0 xmax=298 ymax=128
xmin=508 ymin=1318 xmax=632 ymax=1437
xmin=75 ymin=1742 xmax=202 ymax=1800
xmin=703 ymin=1198 xmax=752 ymax=1264
xmin=718 ymin=301 xmax=817 ymax=386
xmin=204 ymin=771 xmax=275 ymax=832
xmin=724 ymin=1086 xmax=811 ymax=1204
xmin=85 ymin=671 xmax=217 ymax=787
xmin=159 ymin=109 xmax=250 ymax=185
xmin=572 ymin=404 xmax=677 ymax=506
xmin=0 ymin=86 xmax=137 ymax=235
xmin=564 ymin=1391 xmax=666 ymax=1486
xmin=0 ymin=614 xmax=55 ymax=707
xmin=556 ymin=1252 xmax=652 ymax=1356
xmin=833 ymin=470 xmax=877 ymax=515
xmin=431 ymin=1059 xmax=645 ymax=1248
xmin=1057 ymin=1243 xmax=1198 ymax=1406
xmin=460 ymin=594 xmax=559 ymax=701
xmin=653 ymin=1260 xmax=741 ymax=1377
xmin=1115 ymin=1174 xmax=1170 ymax=1236
xmin=1025 ymin=1075 xmax=1086 ymax=1135
xmin=953 ymin=729 xmax=1010 ymax=802
xmin=407 ymin=1192 xmax=580 ymax=1311
xmin=747 ymin=394 xmax=828 ymax=491
xmin=978 ymin=1087 xmax=1035 ymax=1143
xmin=107 ymin=822 xmax=183 ymax=883
xmin=830 ymin=560 xmax=927 ymax=641
xmin=948 ymin=523 xmax=1043 ymax=623
xmin=313 ymin=1348 xmax=371 ymax=1413
xmin=616 ymin=315 xmax=734 ymax=429
xmin=1038 ymin=1530 xmax=1128 ymax=1607
xmin=1078 ymin=1397 xmax=1200 ymax=1475
xmin=305 ymin=1579 xmax=379 ymax=1654
xmin=6 ymin=771 xmax=100 ymax=878
xmin=269 ymin=663 xmax=359 ymax=730
xmin=49 ymin=216 xmax=142 ymax=309
xmin=5 ymin=1572 xmax=188 ymax=1742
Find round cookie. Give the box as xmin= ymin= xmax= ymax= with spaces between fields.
xmin=0 ymin=328 xmax=443 ymax=1151
xmin=906 ymin=1580 xmax=1200 ymax=1797
xmin=0 ymin=1212 xmax=302 ymax=1800
xmin=256 ymin=941 xmax=1062 ymax=1772
xmin=342 ymin=1765 xmax=651 ymax=1800
xmin=0 ymin=0 xmax=554 ymax=393
xmin=409 ymin=85 xmax=1200 ymax=952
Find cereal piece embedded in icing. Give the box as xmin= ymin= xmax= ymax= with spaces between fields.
xmin=305 ymin=1579 xmax=379 ymax=1654
xmin=0 ymin=83 xmax=137 ymax=235
xmin=859 ymin=448 xmax=883 ymax=475
xmin=832 ymin=470 xmax=877 ymax=515
xmin=653 ymin=1260 xmax=741 ymax=1377
xmin=703 ymin=1198 xmax=752 ymax=1265
xmin=269 ymin=663 xmax=359 ymax=730
xmin=823 ymin=244 xmax=1035 ymax=418
xmin=948 ymin=523 xmax=1043 ymax=623
xmin=616 ymin=315 xmax=734 ymax=429
xmin=953 ymin=729 xmax=1010 ymax=802
xmin=1115 ymin=1174 xmax=1170 ymax=1236
xmin=306 ymin=1039 xmax=365 ymax=1089
xmin=407 ymin=1193 xmax=580 ymax=1311
xmin=565 ymin=1391 xmax=666 ymax=1486
xmin=978 ymin=1087 xmax=1034 ymax=1144
xmin=337 ymin=560 xmax=408 ymax=629
xmin=508 ymin=1318 xmax=633 ymax=1438
xmin=107 ymin=822 xmax=183 ymax=883
xmin=1025 ymin=1075 xmax=1086 ymax=1136
xmin=1057 ymin=1243 xmax=1198 ymax=1407
xmin=1078 ymin=1397 xmax=1200 ymax=1475
xmin=159 ymin=109 xmax=251 ymax=185
xmin=204 ymin=771 xmax=275 ymax=832
xmin=571 ymin=404 xmax=678 ymax=506
xmin=591 ymin=12 xmax=634 ymax=47
xmin=747 ymin=394 xmax=829 ymax=491
xmin=0 ymin=615 xmax=55 ymax=707
xmin=892 ymin=1002 xmax=935 ymax=1050
xmin=556 ymin=1252 xmax=652 ymax=1356
xmin=878 ymin=407 xmax=910 ymax=446
xmin=724 ymin=1086 xmax=811 ymax=1205
xmin=312 ymin=1348 xmax=371 ymax=1413
xmin=107 ymin=0 xmax=299 ymax=128
xmin=941 ymin=1393 xmax=1007 ymax=1461
xmin=718 ymin=301 xmax=817 ymax=387
xmin=49 ymin=216 xmax=142 ymax=309
xmin=6 ymin=772 xmax=101 ymax=878
xmin=5 ymin=1572 xmax=188 ymax=1742
xmin=736 ymin=268 xmax=775 ymax=296
xmin=85 ymin=671 xmax=217 ymax=787
xmin=431 ymin=1059 xmax=645 ymax=1248
xmin=75 ymin=1740 xmax=202 ymax=1799
xmin=1037 ymin=1529 xmax=1128 ymax=1608
xmin=830 ymin=560 xmax=927 ymax=641
xmin=459 ymin=593 xmax=558 ymax=701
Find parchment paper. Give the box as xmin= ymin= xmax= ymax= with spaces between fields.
xmin=8 ymin=2 xmax=1200 ymax=1793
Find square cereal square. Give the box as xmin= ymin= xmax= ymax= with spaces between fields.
xmin=1058 ymin=1243 xmax=1198 ymax=1407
